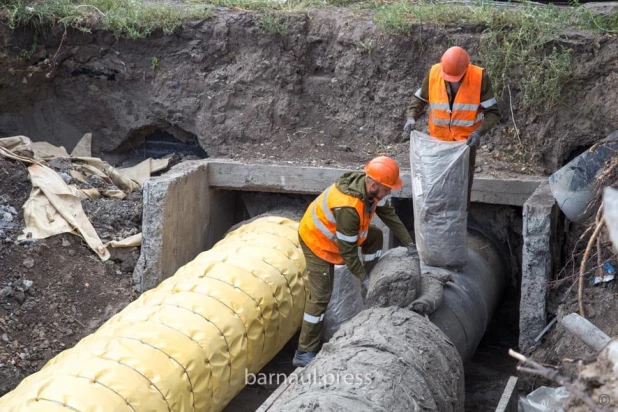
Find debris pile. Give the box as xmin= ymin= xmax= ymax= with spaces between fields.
xmin=0 ymin=134 xmax=169 ymax=259
xmin=0 ymin=133 xmax=173 ymax=396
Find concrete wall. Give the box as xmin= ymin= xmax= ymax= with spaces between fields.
xmin=133 ymin=160 xmax=235 ymax=292
xmin=207 ymin=161 xmax=544 ymax=206
xmin=135 ymin=158 xmax=556 ymax=357
xmin=519 ymin=181 xmax=557 ymax=352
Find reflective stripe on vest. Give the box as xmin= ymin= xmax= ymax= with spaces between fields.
xmin=299 ymin=183 xmax=376 ymax=264
xmin=428 ymin=63 xmax=484 ymax=141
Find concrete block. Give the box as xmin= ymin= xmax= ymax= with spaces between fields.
xmin=495 ymin=376 xmax=518 ymax=412
xmin=133 ymin=160 xmax=235 ymax=292
xmin=207 ymin=160 xmax=544 ymax=206
xmin=519 ymin=181 xmax=556 ymax=352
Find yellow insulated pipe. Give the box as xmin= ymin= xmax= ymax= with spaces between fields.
xmin=0 ymin=216 xmax=307 ymax=412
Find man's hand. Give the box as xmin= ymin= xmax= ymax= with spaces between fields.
xmin=466 ymin=131 xmax=481 ymax=148
xmin=361 ymin=276 xmax=370 ymax=300
xmin=407 ymin=243 xmax=419 ymax=259
xmin=403 ymin=117 xmax=416 ymax=134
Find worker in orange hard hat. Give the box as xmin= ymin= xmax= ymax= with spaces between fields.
xmin=293 ymin=156 xmax=417 ymax=367
xmin=404 ymin=46 xmax=501 ymax=208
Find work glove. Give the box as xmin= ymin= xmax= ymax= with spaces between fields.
xmin=407 ymin=243 xmax=419 ymax=259
xmin=466 ymin=131 xmax=481 ymax=148
xmin=403 ymin=117 xmax=416 ymax=134
xmin=361 ymin=276 xmax=370 ymax=300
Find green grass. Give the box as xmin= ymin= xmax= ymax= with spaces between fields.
xmin=259 ymin=13 xmax=287 ymax=35
xmin=2 ymin=0 xmax=214 ymax=39
xmin=372 ymin=0 xmax=618 ymax=113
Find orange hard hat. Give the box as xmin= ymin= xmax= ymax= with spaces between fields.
xmin=440 ymin=46 xmax=470 ymax=82
xmin=364 ymin=156 xmax=403 ymax=190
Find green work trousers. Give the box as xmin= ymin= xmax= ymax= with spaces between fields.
xmin=297 ymin=225 xmax=383 ymax=352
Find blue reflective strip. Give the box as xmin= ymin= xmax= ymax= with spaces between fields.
xmin=432 ymin=116 xmax=451 ymax=126
xmin=363 ymin=250 xmax=382 ymax=262
xmin=336 ymin=231 xmax=358 ymax=242
xmin=303 ymin=313 xmax=324 ymax=324
xmin=414 ymin=88 xmax=428 ymax=102
xmin=452 ymin=103 xmax=479 ymax=111
xmin=433 ymin=114 xmax=483 ymax=127
xmin=430 ymin=103 xmax=450 ymax=111
xmin=321 ymin=186 xmax=336 ymax=224
xmin=311 ymin=195 xmax=336 ymax=241
xmin=481 ymin=97 xmax=497 ymax=108
xmin=450 ymin=119 xmax=476 ymax=127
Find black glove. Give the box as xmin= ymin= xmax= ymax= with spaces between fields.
xmin=466 ymin=131 xmax=481 ymax=148
xmin=403 ymin=117 xmax=416 ymax=134
xmin=361 ymin=276 xmax=370 ymax=300
xmin=407 ymin=243 xmax=419 ymax=258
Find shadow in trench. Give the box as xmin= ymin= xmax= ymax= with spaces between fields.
xmin=464 ymin=284 xmax=519 ymax=411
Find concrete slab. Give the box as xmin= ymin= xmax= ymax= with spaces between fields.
xmin=135 ymin=158 xmax=547 ymax=302
xmin=519 ymin=181 xmax=557 ymax=352
xmin=495 ymin=376 xmax=518 ymax=412
xmin=207 ymin=160 xmax=544 ymax=206
xmin=133 ymin=160 xmax=235 ymax=292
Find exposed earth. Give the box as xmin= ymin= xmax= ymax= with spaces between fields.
xmin=0 ymin=156 xmax=139 ymax=396
xmin=0 ymin=4 xmax=618 ymax=411
xmin=1 ymin=9 xmax=618 ymax=175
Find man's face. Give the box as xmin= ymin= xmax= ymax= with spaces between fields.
xmin=367 ymin=179 xmax=392 ymax=200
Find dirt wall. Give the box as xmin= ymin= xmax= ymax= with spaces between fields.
xmin=0 ymin=9 xmax=616 ymax=172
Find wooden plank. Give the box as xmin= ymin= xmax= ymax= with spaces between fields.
xmin=207 ymin=160 xmax=545 ymax=206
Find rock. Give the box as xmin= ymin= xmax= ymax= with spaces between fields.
xmin=1 ymin=212 xmax=12 ymax=222
xmin=0 ymin=287 xmax=13 ymax=299
xmin=22 ymin=258 xmax=34 ymax=269
xmin=475 ymin=166 xmax=483 ymax=173
xmin=13 ymin=292 xmax=26 ymax=305
xmin=57 ymin=172 xmax=73 ymax=184
xmin=337 ymin=145 xmax=352 ymax=152
xmin=1 ymin=334 xmax=8 ymax=343
xmin=62 ymin=238 xmax=71 ymax=247
xmin=21 ymin=280 xmax=33 ymax=292
xmin=48 ymin=157 xmax=72 ymax=170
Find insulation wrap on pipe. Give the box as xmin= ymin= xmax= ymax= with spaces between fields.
xmin=0 ymin=216 xmax=308 ymax=412
xmin=261 ymin=229 xmax=509 ymax=411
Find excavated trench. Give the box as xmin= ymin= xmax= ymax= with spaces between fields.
xmin=220 ymin=192 xmax=523 ymax=411
xmin=0 ymin=5 xmax=593 ymax=410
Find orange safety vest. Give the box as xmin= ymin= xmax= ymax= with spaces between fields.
xmin=428 ymin=63 xmax=484 ymax=141
xmin=298 ymin=184 xmax=377 ymax=264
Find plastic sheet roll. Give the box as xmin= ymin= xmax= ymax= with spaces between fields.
xmin=0 ymin=216 xmax=307 ymax=412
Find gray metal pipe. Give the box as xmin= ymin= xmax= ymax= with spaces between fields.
xmin=429 ymin=228 xmax=509 ymax=362
xmin=258 ymin=228 xmax=509 ymax=411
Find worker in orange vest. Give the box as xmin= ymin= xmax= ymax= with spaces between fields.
xmin=293 ymin=156 xmax=417 ymax=367
xmin=404 ymin=46 xmax=501 ymax=207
